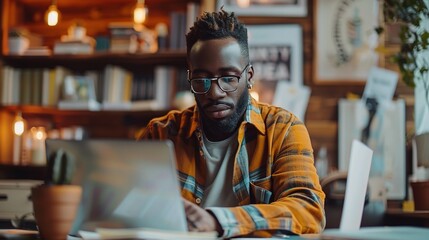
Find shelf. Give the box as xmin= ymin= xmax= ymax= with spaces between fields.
xmin=1 ymin=105 xmax=169 ymax=122
xmin=1 ymin=50 xmax=188 ymax=70
xmin=0 ymin=164 xmax=46 ymax=180
xmin=1 ymin=105 xmax=170 ymax=139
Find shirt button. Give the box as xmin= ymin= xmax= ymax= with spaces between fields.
xmin=195 ymin=198 xmax=201 ymax=204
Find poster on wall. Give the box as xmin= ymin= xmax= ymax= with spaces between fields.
xmin=314 ymin=0 xmax=380 ymax=83
xmin=218 ymin=0 xmax=308 ymax=17
xmin=247 ymin=24 xmax=303 ymax=103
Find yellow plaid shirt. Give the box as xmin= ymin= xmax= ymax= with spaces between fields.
xmin=137 ymin=97 xmax=325 ymax=238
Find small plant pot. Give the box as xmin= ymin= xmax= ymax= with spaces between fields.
xmin=31 ymin=185 xmax=82 ymax=240
xmin=8 ymin=36 xmax=29 ymax=55
xmin=410 ymin=180 xmax=429 ymax=210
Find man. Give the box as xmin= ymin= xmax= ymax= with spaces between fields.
xmin=137 ymin=9 xmax=325 ymax=238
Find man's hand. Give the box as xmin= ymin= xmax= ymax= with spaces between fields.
xmin=182 ymin=198 xmax=223 ymax=235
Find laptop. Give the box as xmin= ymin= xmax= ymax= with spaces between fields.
xmin=45 ymin=139 xmax=188 ymax=236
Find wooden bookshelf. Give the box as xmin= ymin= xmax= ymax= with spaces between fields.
xmin=1 ymin=51 xmax=187 ymax=69
xmin=0 ymin=0 xmax=212 ymax=165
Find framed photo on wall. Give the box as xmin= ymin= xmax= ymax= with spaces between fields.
xmin=218 ymin=0 xmax=308 ymax=17
xmin=314 ymin=0 xmax=380 ymax=84
xmin=246 ymin=24 xmax=303 ymax=103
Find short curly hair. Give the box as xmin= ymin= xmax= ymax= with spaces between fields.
xmin=185 ymin=9 xmax=249 ymax=62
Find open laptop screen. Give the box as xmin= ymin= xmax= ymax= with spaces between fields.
xmin=45 ymin=139 xmax=188 ymax=236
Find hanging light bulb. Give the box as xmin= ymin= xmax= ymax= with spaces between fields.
xmin=134 ymin=0 xmax=148 ymax=25
xmin=45 ymin=0 xmax=60 ymax=26
xmin=237 ymin=0 xmax=250 ymax=8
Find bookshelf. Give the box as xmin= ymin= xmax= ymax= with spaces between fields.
xmin=1 ymin=51 xmax=187 ymax=69
xmin=0 ymin=0 xmax=215 ymax=166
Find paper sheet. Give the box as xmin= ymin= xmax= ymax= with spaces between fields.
xmin=340 ymin=140 xmax=373 ymax=231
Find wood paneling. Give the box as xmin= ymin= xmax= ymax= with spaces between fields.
xmin=242 ymin=0 xmax=414 ymax=170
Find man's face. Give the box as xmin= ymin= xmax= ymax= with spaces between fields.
xmin=188 ymin=38 xmax=253 ymax=140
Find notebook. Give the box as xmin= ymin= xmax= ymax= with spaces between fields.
xmin=45 ymin=139 xmax=188 ymax=236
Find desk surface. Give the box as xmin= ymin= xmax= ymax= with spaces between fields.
xmin=1 ymin=226 xmax=429 ymax=240
xmin=384 ymin=208 xmax=429 ymax=227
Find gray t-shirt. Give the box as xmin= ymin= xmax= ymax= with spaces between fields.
xmin=201 ymin=131 xmax=239 ymax=208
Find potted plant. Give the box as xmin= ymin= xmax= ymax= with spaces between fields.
xmin=376 ymin=0 xmax=429 ymax=210
xmin=31 ymin=149 xmax=82 ymax=240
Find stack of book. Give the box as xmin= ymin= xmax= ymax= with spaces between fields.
xmin=108 ymin=22 xmax=139 ymax=53
xmin=53 ymin=39 xmax=94 ymax=55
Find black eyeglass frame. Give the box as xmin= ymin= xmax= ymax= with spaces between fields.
xmin=187 ymin=64 xmax=250 ymax=95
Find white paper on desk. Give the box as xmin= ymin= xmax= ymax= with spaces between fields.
xmin=340 ymin=140 xmax=373 ymax=231
xmin=414 ymin=79 xmax=429 ymax=135
xmin=272 ymin=81 xmax=311 ymax=122
xmin=79 ymin=228 xmax=218 ymax=240
xmin=323 ymin=226 xmax=429 ymax=240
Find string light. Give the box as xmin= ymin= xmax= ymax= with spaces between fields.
xmin=45 ymin=0 xmax=60 ymax=26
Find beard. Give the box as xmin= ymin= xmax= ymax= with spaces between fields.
xmin=196 ymin=90 xmax=250 ymax=140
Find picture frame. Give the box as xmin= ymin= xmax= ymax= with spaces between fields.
xmin=217 ymin=0 xmax=307 ymax=17
xmin=62 ymin=75 xmax=97 ymax=102
xmin=338 ymin=98 xmax=406 ymax=200
xmin=246 ymin=24 xmax=303 ymax=103
xmin=58 ymin=75 xmax=100 ymax=110
xmin=313 ymin=0 xmax=380 ymax=84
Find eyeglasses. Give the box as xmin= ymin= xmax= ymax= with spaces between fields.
xmin=188 ymin=64 xmax=250 ymax=94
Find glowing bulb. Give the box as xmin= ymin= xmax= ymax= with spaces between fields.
xmin=13 ymin=114 xmax=24 ymax=136
xmin=134 ymin=0 xmax=148 ymax=24
xmin=237 ymin=0 xmax=250 ymax=8
xmin=35 ymin=130 xmax=44 ymax=140
xmin=45 ymin=3 xmax=60 ymax=26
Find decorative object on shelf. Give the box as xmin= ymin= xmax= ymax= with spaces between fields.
xmin=54 ymin=23 xmax=95 ymax=55
xmin=138 ymin=26 xmax=158 ymax=53
xmin=8 ymin=29 xmax=29 ymax=55
xmin=31 ymin=149 xmax=82 ymax=240
xmin=12 ymin=112 xmax=25 ymax=165
xmin=155 ymin=23 xmax=168 ymax=51
xmin=67 ymin=22 xmax=87 ymax=41
xmin=314 ymin=0 xmax=380 ymax=83
xmin=410 ymin=180 xmax=429 ymax=210
xmin=30 ymin=127 xmax=47 ymax=166
xmin=410 ymin=132 xmax=429 ymax=210
xmin=45 ymin=0 xmax=61 ymax=27
xmin=246 ymin=24 xmax=303 ymax=104
xmin=217 ymin=0 xmax=307 ymax=17
xmin=58 ymin=75 xmax=100 ymax=111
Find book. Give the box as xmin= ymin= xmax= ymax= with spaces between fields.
xmin=22 ymin=46 xmax=51 ymax=56
xmin=79 ymin=227 xmax=218 ymax=240
xmin=53 ymin=40 xmax=94 ymax=55
xmin=58 ymin=99 xmax=101 ymax=111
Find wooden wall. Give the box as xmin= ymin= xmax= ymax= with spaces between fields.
xmin=240 ymin=0 xmax=414 ymax=171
